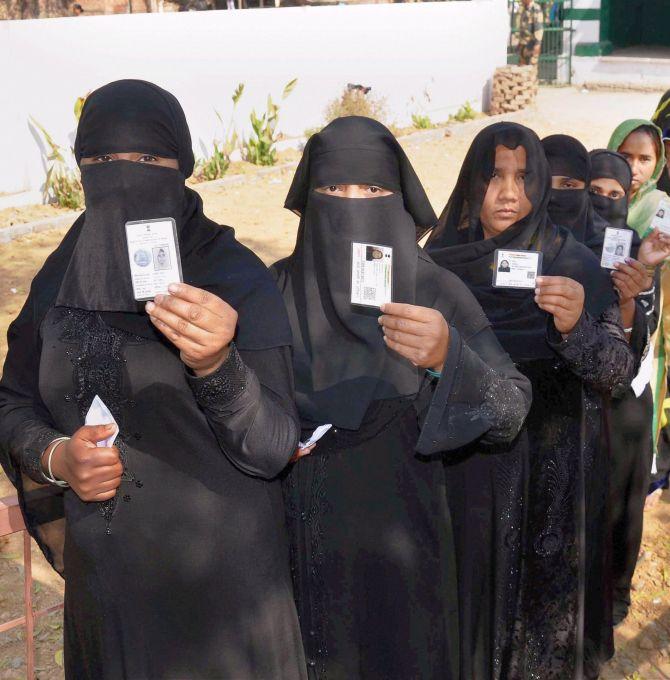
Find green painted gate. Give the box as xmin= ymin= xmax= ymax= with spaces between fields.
xmin=507 ymin=0 xmax=574 ymax=84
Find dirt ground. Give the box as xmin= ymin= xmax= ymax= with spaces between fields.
xmin=1 ymin=85 xmax=669 ymax=678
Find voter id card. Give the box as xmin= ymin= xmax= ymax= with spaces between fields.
xmin=350 ymin=242 xmax=393 ymax=308
xmin=125 ymin=218 xmax=183 ymax=301
xmin=650 ymin=199 xmax=670 ymax=235
xmin=600 ymin=227 xmax=633 ymax=270
xmin=492 ymin=249 xmax=542 ymax=289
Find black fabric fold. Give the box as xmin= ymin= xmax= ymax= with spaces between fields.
xmin=426 ymin=122 xmax=617 ymax=361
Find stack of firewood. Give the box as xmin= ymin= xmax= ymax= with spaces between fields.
xmin=489 ymin=65 xmax=538 ymax=115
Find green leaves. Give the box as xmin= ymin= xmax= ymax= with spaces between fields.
xmin=30 ymin=115 xmax=83 ymax=209
xmin=243 ymin=78 xmax=297 ymax=167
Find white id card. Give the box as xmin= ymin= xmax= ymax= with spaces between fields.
xmin=125 ymin=218 xmax=183 ymax=301
xmin=650 ymin=199 xmax=670 ymax=235
xmin=492 ymin=249 xmax=542 ymax=289
xmin=350 ymin=242 xmax=393 ymax=307
xmin=600 ymin=227 xmax=633 ymax=270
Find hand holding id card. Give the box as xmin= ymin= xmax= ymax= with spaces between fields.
xmin=351 ymin=242 xmax=393 ymax=307
xmin=600 ymin=227 xmax=633 ymax=270
xmin=493 ymin=249 xmax=542 ymax=289
xmin=125 ymin=218 xmax=183 ymax=301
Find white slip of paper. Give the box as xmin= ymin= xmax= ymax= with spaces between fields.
xmin=85 ymin=395 xmax=119 ymax=448
xmin=299 ymin=424 xmax=333 ymax=450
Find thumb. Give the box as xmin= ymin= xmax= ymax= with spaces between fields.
xmin=79 ymin=423 xmax=117 ymax=445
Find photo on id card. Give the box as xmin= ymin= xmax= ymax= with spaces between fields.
xmin=492 ymin=249 xmax=542 ymax=289
xmin=650 ymin=199 xmax=670 ymax=235
xmin=125 ymin=217 xmax=183 ymax=302
xmin=350 ymin=242 xmax=393 ymax=308
xmin=600 ymin=227 xmax=633 ymax=270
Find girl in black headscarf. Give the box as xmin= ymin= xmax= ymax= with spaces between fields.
xmin=0 ymin=80 xmax=307 ymax=679
xmin=273 ymin=116 xmax=531 ymax=679
xmin=426 ymin=122 xmax=635 ymax=680
xmin=652 ymin=90 xmax=670 ymax=194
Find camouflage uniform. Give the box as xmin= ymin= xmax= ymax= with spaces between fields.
xmin=517 ymin=1 xmax=544 ymax=68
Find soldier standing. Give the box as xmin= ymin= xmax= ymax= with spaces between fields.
xmin=517 ymin=0 xmax=544 ymax=70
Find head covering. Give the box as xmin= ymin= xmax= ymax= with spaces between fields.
xmin=607 ymin=119 xmax=667 ymax=238
xmin=285 ymin=115 xmax=437 ymax=238
xmin=35 ymin=79 xmax=290 ymax=350
xmin=588 ymin=149 xmax=632 ymax=229
xmin=652 ymin=90 xmax=670 ymax=193
xmin=276 ymin=116 xmax=450 ymax=430
xmin=541 ymin=134 xmax=609 ymax=254
xmin=426 ymin=122 xmax=616 ymax=362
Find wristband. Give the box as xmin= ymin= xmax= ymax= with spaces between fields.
xmin=426 ymin=368 xmax=442 ymax=380
xmin=42 ymin=437 xmax=71 ymax=488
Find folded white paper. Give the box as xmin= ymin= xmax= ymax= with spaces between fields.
xmin=299 ymin=424 xmax=332 ymax=450
xmin=85 ymin=395 xmax=119 ymax=448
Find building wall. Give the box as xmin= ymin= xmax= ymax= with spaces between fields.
xmin=0 ymin=0 xmax=508 ymax=194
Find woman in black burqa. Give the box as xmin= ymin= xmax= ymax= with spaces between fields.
xmin=0 ymin=80 xmax=306 ymax=679
xmin=425 ymin=122 xmax=635 ymax=680
xmin=273 ymin=116 xmax=532 ymax=679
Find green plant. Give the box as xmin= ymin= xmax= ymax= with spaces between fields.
xmin=411 ymin=113 xmax=433 ymax=129
xmin=324 ymin=87 xmax=389 ymax=126
xmin=243 ymin=78 xmax=297 ymax=166
xmin=196 ymin=83 xmax=245 ymax=181
xmin=450 ymin=101 xmax=477 ymax=123
xmin=30 ymin=117 xmax=84 ymax=210
xmin=74 ymin=93 xmax=88 ymax=121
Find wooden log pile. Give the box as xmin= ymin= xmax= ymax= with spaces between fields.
xmin=489 ymin=65 xmax=538 ymax=115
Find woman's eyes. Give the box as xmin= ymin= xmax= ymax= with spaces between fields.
xmin=367 ymin=185 xmax=383 ymax=194
xmin=588 ymin=186 xmax=602 ymax=195
xmin=138 ymin=155 xmax=158 ymax=163
xmin=326 ymin=185 xmax=342 ymax=193
xmin=94 ymin=155 xmax=114 ymax=163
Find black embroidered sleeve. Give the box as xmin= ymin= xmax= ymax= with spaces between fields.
xmin=416 ymin=326 xmax=531 ymax=455
xmin=187 ymin=344 xmax=300 ymax=480
xmin=546 ymin=303 xmax=635 ymax=395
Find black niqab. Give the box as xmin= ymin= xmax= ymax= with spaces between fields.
xmin=589 ymin=149 xmax=633 ymax=230
xmin=42 ymin=80 xmax=289 ymax=350
xmin=426 ymin=122 xmax=616 ymax=361
xmin=542 ymin=133 xmax=610 ymax=254
xmin=279 ymin=116 xmax=438 ymax=429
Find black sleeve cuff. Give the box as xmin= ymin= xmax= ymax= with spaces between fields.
xmin=186 ymin=343 xmax=248 ymax=408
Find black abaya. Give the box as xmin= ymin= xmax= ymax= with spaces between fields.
xmin=0 ymin=81 xmax=306 ymax=679
xmin=426 ymin=122 xmax=635 ymax=680
xmin=276 ymin=117 xmax=532 ymax=679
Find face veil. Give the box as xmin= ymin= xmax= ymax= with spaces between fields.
xmin=588 ymin=149 xmax=633 ymax=230
xmin=280 ymin=116 xmax=437 ymax=430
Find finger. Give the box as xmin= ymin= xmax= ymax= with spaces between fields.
xmin=382 ymin=327 xmax=427 ymax=349
xmin=379 ymin=303 xmax=431 ymax=323
xmin=383 ymin=336 xmax=421 ymax=365
xmin=613 ymin=279 xmax=635 ymax=300
xmin=535 ymin=282 xmax=578 ymax=298
xmin=536 ymin=301 xmax=565 ymax=316
xmin=89 ymin=488 xmax=119 ymax=502
xmin=146 ymin=303 xmax=210 ymax=346
xmin=611 ymin=273 xmax=642 ymax=297
xmin=378 ymin=314 xmax=427 ymax=335
xmin=89 ymin=449 xmax=122 ymax=467
xmin=534 ymin=294 xmax=574 ymax=312
xmin=90 ymin=470 xmax=123 ymax=488
xmin=167 ymin=283 xmax=234 ymax=318
xmin=79 ymin=424 xmax=118 ymax=444
xmin=624 ymin=258 xmax=648 ymax=275
xmin=151 ymin=294 xmax=220 ymax=334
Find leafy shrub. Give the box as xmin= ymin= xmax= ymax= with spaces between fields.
xmin=450 ymin=101 xmax=477 ymax=123
xmin=243 ymin=79 xmax=297 ymax=166
xmin=411 ymin=113 xmax=433 ymax=129
xmin=324 ymin=87 xmax=389 ymax=126
xmin=30 ymin=117 xmax=83 ymax=210
xmin=196 ymin=83 xmax=245 ymax=181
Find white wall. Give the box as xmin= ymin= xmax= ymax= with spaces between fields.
xmin=0 ymin=0 xmax=508 ymax=194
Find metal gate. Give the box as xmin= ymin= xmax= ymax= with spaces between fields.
xmin=507 ymin=0 xmax=573 ymax=85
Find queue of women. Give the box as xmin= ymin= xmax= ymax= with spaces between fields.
xmin=1 ymin=78 xmax=670 ymax=680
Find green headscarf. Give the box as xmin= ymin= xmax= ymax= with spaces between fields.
xmin=607 ymin=118 xmax=667 ymax=238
